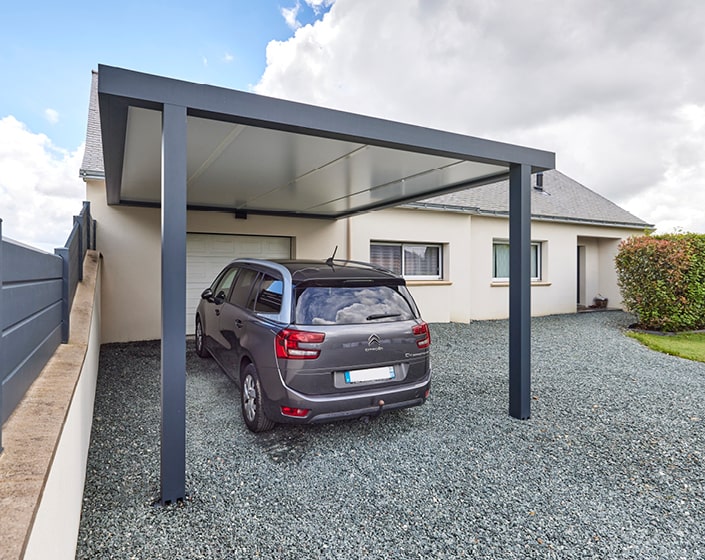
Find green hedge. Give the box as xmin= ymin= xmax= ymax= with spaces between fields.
xmin=615 ymin=233 xmax=705 ymax=331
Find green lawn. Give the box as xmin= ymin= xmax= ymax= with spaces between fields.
xmin=627 ymin=331 xmax=705 ymax=363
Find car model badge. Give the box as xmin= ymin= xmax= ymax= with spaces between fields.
xmin=368 ymin=333 xmax=381 ymax=347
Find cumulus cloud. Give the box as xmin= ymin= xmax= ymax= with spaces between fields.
xmin=256 ymin=0 xmax=705 ymax=233
xmin=0 ymin=116 xmax=85 ymax=251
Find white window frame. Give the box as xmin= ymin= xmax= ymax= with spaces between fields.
xmin=370 ymin=242 xmax=443 ymax=280
xmin=492 ymin=240 xmax=542 ymax=282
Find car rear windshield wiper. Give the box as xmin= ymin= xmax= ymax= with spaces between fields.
xmin=366 ymin=313 xmax=401 ymax=321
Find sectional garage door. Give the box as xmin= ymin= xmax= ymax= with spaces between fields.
xmin=186 ymin=234 xmax=292 ymax=333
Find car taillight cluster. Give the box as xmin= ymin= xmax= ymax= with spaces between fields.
xmin=281 ymin=406 xmax=310 ymax=418
xmin=275 ymin=328 xmax=325 ymax=359
xmin=412 ymin=322 xmax=431 ymax=349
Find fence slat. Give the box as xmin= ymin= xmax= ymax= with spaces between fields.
xmin=1 ymin=219 xmax=4 ymax=451
xmin=3 ymin=240 xmax=62 ymax=284
xmin=0 ymin=202 xmax=96 ymax=440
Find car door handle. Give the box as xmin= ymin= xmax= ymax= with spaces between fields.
xmin=235 ymin=319 xmax=243 ymax=329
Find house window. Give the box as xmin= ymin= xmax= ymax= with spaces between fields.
xmin=493 ymin=241 xmax=541 ymax=281
xmin=370 ymin=242 xmax=442 ymax=280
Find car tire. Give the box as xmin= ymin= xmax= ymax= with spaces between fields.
xmin=195 ymin=316 xmax=209 ymax=358
xmin=241 ymin=363 xmax=276 ymax=433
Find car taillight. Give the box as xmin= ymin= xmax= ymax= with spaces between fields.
xmin=275 ymin=328 xmax=325 ymax=359
xmin=412 ymin=322 xmax=431 ymax=349
xmin=281 ymin=406 xmax=310 ymax=418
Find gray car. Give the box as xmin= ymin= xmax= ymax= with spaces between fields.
xmin=195 ymin=258 xmax=432 ymax=432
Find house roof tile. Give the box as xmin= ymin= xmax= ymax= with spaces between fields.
xmin=79 ymin=71 xmax=104 ymax=179
xmin=410 ymin=169 xmax=651 ymax=229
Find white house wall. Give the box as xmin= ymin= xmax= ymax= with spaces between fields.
xmin=468 ymin=216 xmax=638 ymax=320
xmin=598 ymin=238 xmax=623 ymax=307
xmin=466 ymin=216 xmax=571 ymax=320
xmin=87 ymin=180 xmax=348 ymax=342
xmin=88 ymin=181 xmax=642 ymax=342
xmin=346 ymin=209 xmax=637 ymax=322
xmin=348 ymin=208 xmax=471 ymax=323
xmin=580 ymin=235 xmax=625 ymax=310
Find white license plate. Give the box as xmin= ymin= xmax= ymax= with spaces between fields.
xmin=344 ymin=366 xmax=396 ymax=384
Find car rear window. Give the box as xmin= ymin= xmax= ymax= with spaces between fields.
xmin=294 ymin=285 xmax=415 ymax=325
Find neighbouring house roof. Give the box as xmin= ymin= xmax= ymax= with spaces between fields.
xmin=408 ymin=169 xmax=652 ymax=230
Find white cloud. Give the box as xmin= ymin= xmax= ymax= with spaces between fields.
xmin=223 ymin=52 xmax=234 ymax=63
xmin=281 ymin=1 xmax=302 ymax=30
xmin=305 ymin=0 xmax=335 ymax=13
xmin=0 ymin=116 xmax=85 ymax=251
xmin=256 ymin=0 xmax=705 ymax=233
xmin=44 ymin=108 xmax=59 ymax=125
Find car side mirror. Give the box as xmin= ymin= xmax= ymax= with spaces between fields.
xmin=214 ymin=290 xmax=227 ymax=305
xmin=201 ymin=288 xmax=214 ymax=301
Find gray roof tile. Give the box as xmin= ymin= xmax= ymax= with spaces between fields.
xmin=412 ymin=169 xmax=651 ymax=229
xmin=79 ymin=70 xmax=104 ymax=178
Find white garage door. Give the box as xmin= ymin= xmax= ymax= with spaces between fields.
xmin=186 ymin=233 xmax=292 ymax=333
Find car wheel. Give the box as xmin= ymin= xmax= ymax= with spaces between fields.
xmin=241 ymin=363 xmax=275 ymax=433
xmin=195 ymin=316 xmax=209 ymax=358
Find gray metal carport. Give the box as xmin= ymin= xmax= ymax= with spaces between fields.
xmin=96 ymin=64 xmax=555 ymax=504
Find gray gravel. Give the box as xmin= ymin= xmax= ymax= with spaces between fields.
xmin=77 ymin=311 xmax=705 ymax=559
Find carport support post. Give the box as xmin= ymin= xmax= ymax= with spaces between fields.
xmin=160 ymin=103 xmax=187 ymax=504
xmin=508 ymin=163 xmax=532 ymax=420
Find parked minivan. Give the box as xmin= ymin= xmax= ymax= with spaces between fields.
xmin=195 ymin=258 xmax=431 ymax=432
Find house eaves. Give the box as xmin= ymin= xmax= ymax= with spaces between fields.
xmin=404 ymin=201 xmax=653 ymax=230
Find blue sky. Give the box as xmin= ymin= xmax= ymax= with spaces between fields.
xmin=0 ymin=0 xmax=328 ymax=151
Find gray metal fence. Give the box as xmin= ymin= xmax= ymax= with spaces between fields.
xmin=0 ymin=202 xmax=96 ymax=452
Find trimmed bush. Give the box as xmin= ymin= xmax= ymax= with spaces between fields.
xmin=615 ymin=233 xmax=705 ymax=331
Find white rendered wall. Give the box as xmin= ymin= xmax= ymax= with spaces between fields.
xmin=348 ymin=208 xmax=472 ymax=323
xmin=87 ymin=180 xmax=348 ymax=342
xmin=88 ymin=179 xmax=642 ymax=336
xmin=24 ymin=262 xmax=102 ymax=560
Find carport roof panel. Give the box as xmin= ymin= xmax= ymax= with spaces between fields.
xmin=97 ymin=65 xmax=555 ymax=217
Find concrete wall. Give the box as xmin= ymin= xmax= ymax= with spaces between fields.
xmin=0 ymin=252 xmax=101 ymax=560
xmin=24 ymin=262 xmax=102 ymax=560
xmin=87 ymin=179 xmax=642 ymax=340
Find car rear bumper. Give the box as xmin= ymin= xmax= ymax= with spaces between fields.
xmin=265 ymin=373 xmax=431 ymax=424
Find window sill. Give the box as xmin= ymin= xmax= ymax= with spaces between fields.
xmin=491 ymin=281 xmax=552 ymax=287
xmin=406 ymin=280 xmax=453 ymax=287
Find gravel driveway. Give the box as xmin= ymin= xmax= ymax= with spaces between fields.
xmin=77 ymin=311 xmax=705 ymax=559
